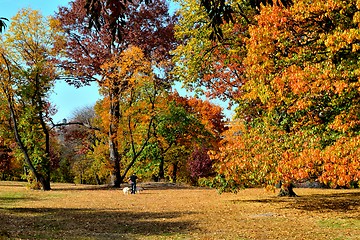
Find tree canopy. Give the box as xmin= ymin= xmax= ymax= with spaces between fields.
xmin=83 ymin=0 xmax=294 ymax=41
xmin=0 ymin=8 xmax=64 ymax=190
xmin=202 ymin=0 xmax=360 ymax=193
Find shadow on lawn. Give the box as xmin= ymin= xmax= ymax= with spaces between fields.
xmin=51 ymin=182 xmax=196 ymax=192
xmin=0 ymin=207 xmax=197 ymax=239
xmin=233 ymin=191 xmax=360 ymax=214
xmin=0 ymin=181 xmax=27 ymax=188
xmin=0 ymin=196 xmax=37 ymax=204
xmin=291 ymin=192 xmax=360 ymax=213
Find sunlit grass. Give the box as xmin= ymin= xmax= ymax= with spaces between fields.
xmin=318 ymin=218 xmax=360 ymax=230
xmin=0 ymin=181 xmax=359 ymax=239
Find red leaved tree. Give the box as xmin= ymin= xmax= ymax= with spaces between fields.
xmin=56 ymin=0 xmax=176 ymax=187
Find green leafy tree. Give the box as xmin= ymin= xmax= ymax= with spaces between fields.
xmin=144 ymin=93 xmax=226 ymax=183
xmin=152 ymin=100 xmax=201 ymax=181
xmin=0 ymin=9 xmax=63 ymax=190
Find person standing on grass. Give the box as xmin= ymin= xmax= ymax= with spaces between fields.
xmin=129 ymin=173 xmax=138 ymax=194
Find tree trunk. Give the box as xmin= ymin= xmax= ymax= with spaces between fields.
xmin=1 ymin=54 xmax=51 ymax=190
xmin=108 ymin=86 xmax=121 ymax=188
xmin=278 ymin=182 xmax=297 ymax=197
xmin=171 ymin=161 xmax=178 ymax=183
xmin=95 ymin=173 xmax=101 ymax=185
xmin=7 ymin=92 xmax=51 ymax=190
xmin=109 ymin=137 xmax=121 ymax=187
xmin=38 ymin=96 xmax=51 ymax=191
xmin=158 ymin=156 xmax=165 ymax=180
xmin=38 ymin=175 xmax=51 ymax=190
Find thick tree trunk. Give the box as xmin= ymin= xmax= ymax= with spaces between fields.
xmin=278 ymin=182 xmax=298 ymax=197
xmin=108 ymin=87 xmax=122 ymax=188
xmin=109 ymin=138 xmax=121 ymax=187
xmin=38 ymin=176 xmax=51 ymax=190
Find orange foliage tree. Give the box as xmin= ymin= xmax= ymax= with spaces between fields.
xmin=95 ymin=46 xmax=165 ymax=184
xmin=56 ymin=0 xmax=176 ymax=187
xmin=210 ymin=0 xmax=360 ymax=194
xmin=0 ymin=136 xmax=21 ymax=180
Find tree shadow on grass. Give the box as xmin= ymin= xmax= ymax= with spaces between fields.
xmin=0 ymin=196 xmax=38 ymax=205
xmin=0 ymin=181 xmax=27 ymax=188
xmin=50 ymin=182 xmax=197 ymax=192
xmin=289 ymin=192 xmax=360 ymax=213
xmin=0 ymin=207 xmax=198 ymax=239
xmin=50 ymin=185 xmax=114 ymax=191
xmin=0 ymin=191 xmax=39 ymax=206
xmin=232 ymin=191 xmax=360 ymax=214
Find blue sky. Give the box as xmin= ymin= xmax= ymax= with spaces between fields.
xmin=0 ymin=0 xmax=100 ymax=123
xmin=0 ymin=0 xmax=234 ymax=123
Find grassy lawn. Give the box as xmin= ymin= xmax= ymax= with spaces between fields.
xmin=0 ymin=181 xmax=359 ymax=240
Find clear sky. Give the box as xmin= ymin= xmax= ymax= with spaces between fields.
xmin=0 ymin=0 xmax=100 ymax=123
xmin=0 ymin=0 xmax=234 ymax=123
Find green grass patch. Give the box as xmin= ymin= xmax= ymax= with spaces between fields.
xmin=0 ymin=191 xmax=29 ymax=206
xmin=318 ymin=218 xmax=360 ymax=230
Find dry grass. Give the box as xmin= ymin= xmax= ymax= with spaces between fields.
xmin=0 ymin=181 xmax=359 ymax=240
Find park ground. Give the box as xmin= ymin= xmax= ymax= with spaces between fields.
xmin=0 ymin=181 xmax=359 ymax=240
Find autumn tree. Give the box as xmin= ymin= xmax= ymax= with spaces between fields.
xmin=172 ymin=0 xmax=258 ymax=104
xmin=142 ymin=92 xmax=226 ymax=183
xmin=0 ymin=9 xmax=63 ymax=190
xmin=187 ymin=146 xmax=213 ymax=180
xmin=83 ymin=0 xmax=293 ymax=41
xmin=93 ymin=46 xmax=169 ymax=184
xmin=211 ymin=0 xmax=360 ymax=194
xmin=0 ymin=136 xmax=21 ymax=180
xmin=51 ymin=106 xmax=105 ymax=184
xmin=0 ymin=97 xmax=18 ymax=180
xmin=56 ymin=0 xmax=176 ymax=187
xmin=149 ymin=100 xmax=204 ymax=181
xmin=175 ymin=95 xmax=227 ymax=183
xmin=172 ymin=93 xmax=227 ymax=142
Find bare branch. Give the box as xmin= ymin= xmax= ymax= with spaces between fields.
xmin=50 ymin=121 xmax=101 ymax=131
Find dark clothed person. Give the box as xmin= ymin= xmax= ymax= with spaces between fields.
xmin=129 ymin=174 xmax=138 ymax=194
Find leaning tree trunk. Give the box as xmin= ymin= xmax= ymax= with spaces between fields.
xmin=8 ymin=97 xmax=51 ymax=190
xmin=1 ymin=54 xmax=51 ymax=190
